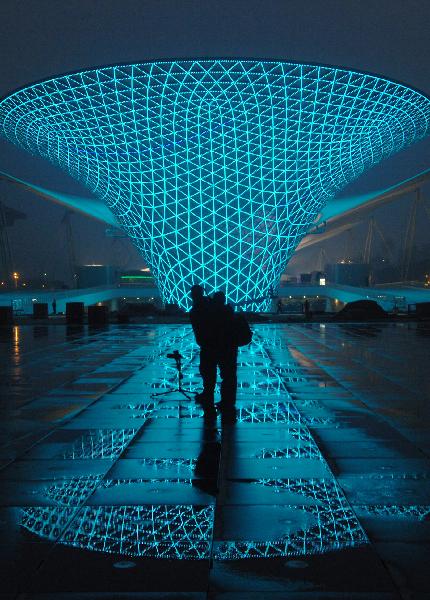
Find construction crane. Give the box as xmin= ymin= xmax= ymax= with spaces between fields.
xmin=342 ymin=228 xmax=354 ymax=262
xmin=0 ymin=200 xmax=26 ymax=284
xmin=401 ymin=189 xmax=420 ymax=282
xmin=316 ymin=247 xmax=328 ymax=272
xmin=363 ymin=217 xmax=374 ymax=264
xmin=61 ymin=210 xmax=77 ymax=287
xmin=362 ymin=215 xmax=394 ymax=265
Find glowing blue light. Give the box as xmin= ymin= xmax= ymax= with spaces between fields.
xmin=21 ymin=501 xmax=214 ymax=559
xmin=19 ymin=324 xmax=370 ymax=560
xmin=60 ymin=428 xmax=138 ymax=459
xmin=1 ymin=60 xmax=429 ymax=309
xmin=215 ymin=478 xmax=367 ymax=559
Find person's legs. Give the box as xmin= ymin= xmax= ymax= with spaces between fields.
xmin=198 ymin=347 xmax=217 ymax=403
xmin=218 ymin=347 xmax=238 ymax=407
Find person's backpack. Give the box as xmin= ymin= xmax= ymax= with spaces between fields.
xmin=233 ymin=313 xmax=253 ymax=346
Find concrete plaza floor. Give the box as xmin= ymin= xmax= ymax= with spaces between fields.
xmin=0 ymin=322 xmax=429 ymax=599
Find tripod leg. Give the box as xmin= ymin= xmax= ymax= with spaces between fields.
xmin=151 ymin=388 xmax=195 ymax=401
xmin=150 ymin=388 xmax=179 ymax=398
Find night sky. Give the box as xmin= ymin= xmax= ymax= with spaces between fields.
xmin=1 ymin=0 xmax=429 ymax=283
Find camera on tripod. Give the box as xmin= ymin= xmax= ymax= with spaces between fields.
xmin=150 ymin=348 xmax=193 ymax=400
xmin=166 ymin=350 xmax=183 ymax=361
xmin=151 ymin=350 xmax=195 ymax=400
xmin=166 ymin=350 xmax=184 ymax=378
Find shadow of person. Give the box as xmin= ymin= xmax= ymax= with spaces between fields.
xmin=192 ymin=408 xmax=221 ymax=497
xmin=220 ymin=403 xmax=237 ymax=425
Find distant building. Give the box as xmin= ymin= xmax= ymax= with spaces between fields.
xmin=298 ymin=272 xmax=325 ymax=284
xmin=279 ymin=274 xmax=298 ymax=285
xmin=326 ymin=263 xmax=370 ymax=287
xmin=76 ymin=265 xmax=119 ymax=288
xmin=119 ymin=269 xmax=155 ymax=286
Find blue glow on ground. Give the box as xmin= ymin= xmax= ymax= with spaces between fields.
xmin=19 ymin=324 xmax=368 ymax=560
xmin=1 ymin=60 xmax=430 ymax=309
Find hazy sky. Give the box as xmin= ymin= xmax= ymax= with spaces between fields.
xmin=1 ymin=0 xmax=429 ymax=281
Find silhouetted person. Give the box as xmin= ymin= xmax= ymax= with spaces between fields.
xmin=192 ymin=408 xmax=220 ymax=495
xmin=214 ymin=292 xmax=239 ymax=419
xmin=52 ymin=298 xmax=57 ymax=315
xmin=276 ymin=299 xmax=283 ymax=314
xmin=190 ymin=288 xmax=238 ymax=417
xmin=304 ymin=299 xmax=311 ymax=320
xmin=189 ymin=284 xmax=211 ymax=343
xmin=189 ymin=285 xmax=214 ymax=405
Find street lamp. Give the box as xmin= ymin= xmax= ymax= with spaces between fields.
xmin=12 ymin=272 xmax=19 ymax=289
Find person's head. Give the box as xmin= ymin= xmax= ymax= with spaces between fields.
xmin=190 ymin=284 xmax=205 ymax=305
xmin=213 ymin=291 xmax=226 ymax=306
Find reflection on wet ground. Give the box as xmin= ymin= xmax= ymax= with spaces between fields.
xmin=0 ymin=322 xmax=429 ymax=596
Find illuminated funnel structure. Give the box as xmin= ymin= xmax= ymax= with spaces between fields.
xmin=1 ymin=60 xmax=430 ymax=310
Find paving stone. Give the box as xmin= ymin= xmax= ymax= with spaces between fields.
xmin=1 ymin=322 xmax=430 ymax=596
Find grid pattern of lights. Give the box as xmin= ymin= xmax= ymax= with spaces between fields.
xmin=22 ymin=501 xmax=214 ymax=559
xmin=19 ymin=324 xmax=368 ymax=560
xmin=215 ymin=479 xmax=366 ymax=559
xmin=1 ymin=60 xmax=429 ymax=309
xmin=60 ymin=428 xmax=137 ymax=460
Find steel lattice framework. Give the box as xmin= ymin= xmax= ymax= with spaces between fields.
xmin=1 ymin=60 xmax=430 ymax=309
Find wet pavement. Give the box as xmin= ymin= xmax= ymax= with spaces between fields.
xmin=0 ymin=322 xmax=429 ymax=599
